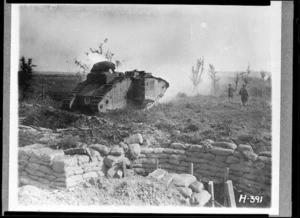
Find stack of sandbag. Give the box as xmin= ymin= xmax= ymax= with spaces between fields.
xmin=102 ymin=145 xmax=130 ymax=179
xmin=19 ymin=144 xmax=64 ymax=185
xmin=18 ymin=145 xmax=104 ymax=188
xmin=131 ymin=140 xmax=272 ymax=195
xmin=231 ymin=148 xmax=272 ymax=195
xmin=147 ymin=169 xmax=211 ymax=206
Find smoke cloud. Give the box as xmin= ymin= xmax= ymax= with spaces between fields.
xmin=19 ymin=4 xmax=279 ymax=99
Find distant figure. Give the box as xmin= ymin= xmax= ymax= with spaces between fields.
xmin=228 ymin=83 xmax=234 ymax=101
xmin=239 ymin=84 xmax=249 ymax=106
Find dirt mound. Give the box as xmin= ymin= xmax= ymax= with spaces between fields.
xmin=18 ymin=172 xmax=186 ymax=206
xmin=22 ymin=105 xmax=83 ymax=129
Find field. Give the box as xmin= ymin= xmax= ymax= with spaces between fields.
xmin=20 ymin=76 xmax=272 ymax=154
xmin=18 ymin=75 xmax=272 ymax=207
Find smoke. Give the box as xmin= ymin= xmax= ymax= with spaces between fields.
xmin=77 ymin=53 xmax=108 ymax=71
xmin=18 ymin=4 xmax=276 ymax=100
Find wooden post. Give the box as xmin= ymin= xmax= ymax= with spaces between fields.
xmin=122 ymin=162 xmax=126 ymax=178
xmin=224 ymin=167 xmax=229 ymax=182
xmin=190 ymin=163 xmax=194 ymax=175
xmin=208 ymin=181 xmax=215 ymax=207
xmin=224 ymin=180 xmax=236 ymax=207
xmin=156 ymin=159 xmax=159 ymax=170
xmin=223 ymin=167 xmax=229 ymax=206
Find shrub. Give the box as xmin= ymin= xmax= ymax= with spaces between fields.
xmin=177 ymin=131 xmax=203 ymax=144
xmin=48 ymin=135 xmax=80 ymax=150
xmin=237 ymin=133 xmax=254 ymax=143
xmin=210 ymin=119 xmax=232 ymax=136
xmin=19 ymin=57 xmax=36 ymax=100
xmin=185 ymin=123 xmax=199 ymax=132
xmin=177 ymin=92 xmax=188 ymax=98
xmin=250 ymin=86 xmax=263 ymax=97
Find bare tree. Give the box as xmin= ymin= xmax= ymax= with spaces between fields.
xmin=234 ymin=72 xmax=240 ymax=91
xmin=190 ymin=57 xmax=204 ymax=94
xmin=75 ymin=38 xmax=123 ymax=73
xmin=89 ymin=39 xmax=116 ymax=62
xmin=74 ymin=59 xmax=89 ymax=74
xmin=208 ymin=64 xmax=220 ymax=96
xmin=240 ymin=64 xmax=252 ymax=85
xmin=260 ymin=70 xmax=267 ymax=80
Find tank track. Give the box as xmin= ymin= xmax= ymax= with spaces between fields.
xmin=90 ymin=77 xmax=126 ymax=113
xmin=61 ymin=81 xmax=87 ymax=110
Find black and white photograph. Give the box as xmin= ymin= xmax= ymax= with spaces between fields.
xmin=6 ymin=2 xmax=287 ymax=215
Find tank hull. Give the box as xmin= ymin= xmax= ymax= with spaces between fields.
xmin=61 ymin=67 xmax=169 ymax=113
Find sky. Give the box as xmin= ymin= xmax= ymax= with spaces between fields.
xmin=17 ymin=4 xmax=281 ymax=97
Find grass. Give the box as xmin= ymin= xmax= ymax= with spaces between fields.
xmin=19 ymin=79 xmax=272 ymax=153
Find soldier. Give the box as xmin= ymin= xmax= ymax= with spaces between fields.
xmin=239 ymin=84 xmax=249 ymax=106
xmin=228 ymin=83 xmax=234 ymax=101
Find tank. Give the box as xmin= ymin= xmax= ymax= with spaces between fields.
xmin=61 ymin=61 xmax=169 ymax=113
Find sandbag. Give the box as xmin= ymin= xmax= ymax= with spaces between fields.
xmin=66 ymin=174 xmax=83 ymax=184
xmin=160 ymin=173 xmax=176 ymax=186
xmin=153 ymin=148 xmax=165 ymax=153
xmin=258 ymin=151 xmax=271 ymax=157
xmin=27 ymin=162 xmax=40 ymax=171
xmin=109 ymin=147 xmax=124 ymax=156
xmin=170 ymin=143 xmax=187 ymax=150
xmin=185 ymin=156 xmax=208 ymax=164
xmin=146 ymin=153 xmax=168 ymax=159
xmin=147 ymin=169 xmax=168 ymax=180
xmin=177 ymin=187 xmax=193 ymax=198
xmin=171 ymin=174 xmax=197 ymax=187
xmin=209 ymin=165 xmax=223 ymax=173
xmin=225 ymin=155 xmax=240 ymax=164
xmin=164 ymin=148 xmax=185 ymax=155
xmin=211 ymin=142 xmax=237 ymax=150
xmin=89 ymin=144 xmax=110 ymax=156
xmin=257 ymin=156 xmax=272 ymax=165
xmin=107 ymin=164 xmax=121 ymax=178
xmin=191 ymin=190 xmax=211 ymax=206
xmin=211 ymin=147 xmax=234 ymax=156
xmin=189 ymin=181 xmax=204 ymax=193
xmin=124 ymin=133 xmax=143 ymax=145
xmin=188 ymin=144 xmax=205 ymax=152
xmin=38 ymin=165 xmax=52 ymax=174
xmin=104 ymin=155 xmax=127 ymax=168
xmin=128 ymin=144 xmax=141 ymax=159
xmin=169 ymin=154 xmax=186 ymax=161
xmin=208 ymin=161 xmax=228 ymax=168
xmin=140 ymin=147 xmax=154 ymax=154
xmin=214 ymin=155 xmax=227 ymax=163
xmin=194 ymin=163 xmax=209 ymax=170
xmin=200 ymin=153 xmax=215 ymax=161
xmin=82 ymin=172 xmax=98 ymax=179
xmin=64 ymin=147 xmax=92 ymax=162
xmin=119 ymin=142 xmax=129 ymax=153
xmin=52 ymin=156 xmax=78 ymax=173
